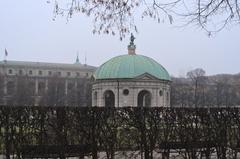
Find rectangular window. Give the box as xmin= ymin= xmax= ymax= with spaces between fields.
xmin=76 ymin=72 xmax=80 ymax=77
xmin=38 ymin=82 xmax=45 ymax=95
xmin=8 ymin=69 xmax=13 ymax=74
xmin=19 ymin=70 xmax=23 ymax=75
xmin=38 ymin=70 xmax=42 ymax=75
xmin=48 ymin=71 xmax=52 ymax=76
xmin=29 ymin=81 xmax=35 ymax=95
xmin=67 ymin=83 xmax=74 ymax=90
xmin=57 ymin=71 xmax=61 ymax=76
xmin=7 ymin=81 xmax=15 ymax=95
xmin=29 ymin=70 xmax=33 ymax=75
xmin=67 ymin=72 xmax=71 ymax=76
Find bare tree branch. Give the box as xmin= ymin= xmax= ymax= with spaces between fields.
xmin=50 ymin=0 xmax=240 ymax=38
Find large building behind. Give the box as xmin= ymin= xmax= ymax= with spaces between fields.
xmin=0 ymin=36 xmax=171 ymax=107
xmin=0 ymin=58 xmax=96 ymax=106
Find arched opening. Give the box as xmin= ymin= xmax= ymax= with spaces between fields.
xmin=137 ymin=90 xmax=151 ymax=107
xmin=104 ymin=90 xmax=115 ymax=107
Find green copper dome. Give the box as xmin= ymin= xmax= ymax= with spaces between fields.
xmin=95 ymin=54 xmax=170 ymax=81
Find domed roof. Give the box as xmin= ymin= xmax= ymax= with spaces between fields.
xmin=94 ymin=54 xmax=170 ymax=81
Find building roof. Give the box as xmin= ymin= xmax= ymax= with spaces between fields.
xmin=0 ymin=60 xmax=96 ymax=71
xmin=94 ymin=54 xmax=170 ymax=81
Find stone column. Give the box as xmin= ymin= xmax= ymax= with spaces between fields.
xmin=163 ymin=89 xmax=166 ymax=107
xmin=153 ymin=88 xmax=158 ymax=107
xmin=45 ymin=79 xmax=48 ymax=92
xmin=115 ymin=81 xmax=120 ymax=107
xmin=92 ymin=90 xmax=95 ymax=106
xmin=65 ymin=79 xmax=68 ymax=95
xmin=35 ymin=79 xmax=38 ymax=95
xmin=99 ymin=88 xmax=104 ymax=107
xmin=3 ymin=77 xmax=7 ymax=95
xmin=132 ymin=88 xmax=136 ymax=107
xmin=133 ymin=88 xmax=139 ymax=107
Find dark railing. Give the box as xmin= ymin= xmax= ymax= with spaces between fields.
xmin=1 ymin=106 xmax=240 ymax=159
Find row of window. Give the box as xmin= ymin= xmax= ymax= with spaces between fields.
xmin=5 ymin=81 xmax=79 ymax=95
xmin=7 ymin=69 xmax=89 ymax=77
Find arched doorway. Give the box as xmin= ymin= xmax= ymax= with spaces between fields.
xmin=137 ymin=90 xmax=151 ymax=107
xmin=104 ymin=90 xmax=115 ymax=107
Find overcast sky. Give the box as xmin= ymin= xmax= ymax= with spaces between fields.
xmin=0 ymin=0 xmax=239 ymax=77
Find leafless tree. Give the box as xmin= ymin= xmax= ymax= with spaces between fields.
xmin=4 ymin=76 xmax=35 ymax=106
xmin=187 ymin=68 xmax=207 ymax=107
xmin=211 ymin=77 xmax=240 ymax=107
xmin=171 ymin=78 xmax=194 ymax=107
xmin=65 ymin=78 xmax=93 ymax=107
xmin=13 ymin=76 xmax=35 ymax=106
xmin=51 ymin=0 xmax=240 ymax=38
xmin=39 ymin=75 xmax=66 ymax=106
xmin=171 ymin=73 xmax=240 ymax=107
xmin=39 ymin=76 xmax=92 ymax=107
xmin=183 ymin=0 xmax=240 ymax=35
